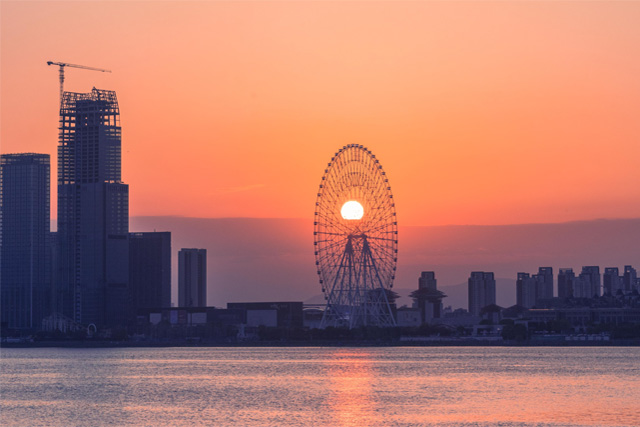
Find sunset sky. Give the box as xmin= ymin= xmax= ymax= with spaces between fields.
xmin=2 ymin=1 xmax=640 ymax=227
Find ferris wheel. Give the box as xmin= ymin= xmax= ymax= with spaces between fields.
xmin=314 ymin=144 xmax=398 ymax=328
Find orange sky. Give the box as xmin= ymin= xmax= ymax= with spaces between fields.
xmin=2 ymin=1 xmax=640 ymax=227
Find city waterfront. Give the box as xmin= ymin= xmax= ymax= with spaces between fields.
xmin=2 ymin=347 xmax=638 ymax=426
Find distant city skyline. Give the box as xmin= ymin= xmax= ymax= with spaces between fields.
xmin=130 ymin=215 xmax=640 ymax=308
xmin=3 ymin=1 xmax=640 ymax=226
xmin=3 ymin=1 xmax=640 ymax=314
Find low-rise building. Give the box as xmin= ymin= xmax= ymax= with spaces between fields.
xmin=227 ymin=302 xmax=304 ymax=329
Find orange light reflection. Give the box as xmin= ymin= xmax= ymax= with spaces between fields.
xmin=327 ymin=350 xmax=380 ymax=427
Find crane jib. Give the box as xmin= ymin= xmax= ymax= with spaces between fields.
xmin=47 ymin=60 xmax=112 ymax=105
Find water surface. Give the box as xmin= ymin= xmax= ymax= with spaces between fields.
xmin=1 ymin=347 xmax=638 ymax=426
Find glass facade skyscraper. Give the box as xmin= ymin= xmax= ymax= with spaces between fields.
xmin=0 ymin=153 xmax=51 ymax=330
xmin=129 ymin=232 xmax=171 ymax=310
xmin=178 ymin=248 xmax=207 ymax=307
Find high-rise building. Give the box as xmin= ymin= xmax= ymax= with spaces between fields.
xmin=603 ymin=267 xmax=623 ymax=295
xmin=516 ymin=272 xmax=536 ymax=308
xmin=573 ymin=274 xmax=592 ymax=298
xmin=412 ymin=271 xmax=444 ymax=322
xmin=623 ymin=266 xmax=637 ymax=293
xmin=178 ymin=248 xmax=207 ymax=307
xmin=468 ymin=271 xmax=496 ymax=316
xmin=580 ymin=266 xmax=601 ymax=297
xmin=535 ymin=267 xmax=554 ymax=300
xmin=1 ymin=153 xmax=51 ymax=330
xmin=558 ymin=268 xmax=575 ymax=298
xmin=517 ymin=267 xmax=554 ymax=308
xmin=129 ymin=232 xmax=171 ymax=310
xmin=418 ymin=271 xmax=437 ymax=291
xmin=57 ymin=88 xmax=129 ymax=328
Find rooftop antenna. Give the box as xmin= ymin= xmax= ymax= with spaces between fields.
xmin=47 ymin=61 xmax=112 ymax=106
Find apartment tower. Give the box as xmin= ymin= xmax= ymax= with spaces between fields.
xmin=178 ymin=248 xmax=207 ymax=307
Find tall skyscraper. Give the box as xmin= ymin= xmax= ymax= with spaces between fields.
xmin=516 ymin=272 xmax=536 ymax=308
xmin=580 ymin=266 xmax=601 ymax=297
xmin=623 ymin=266 xmax=637 ymax=293
xmin=57 ymin=88 xmax=129 ymax=328
xmin=129 ymin=232 xmax=171 ymax=310
xmin=1 ymin=153 xmax=51 ymax=330
xmin=558 ymin=268 xmax=575 ymax=298
xmin=535 ymin=267 xmax=554 ymax=300
xmin=516 ymin=267 xmax=553 ymax=308
xmin=573 ymin=274 xmax=592 ymax=298
xmin=603 ymin=267 xmax=623 ymax=295
xmin=178 ymin=248 xmax=207 ymax=307
xmin=468 ymin=271 xmax=496 ymax=316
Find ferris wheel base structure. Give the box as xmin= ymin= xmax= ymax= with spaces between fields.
xmin=314 ymin=144 xmax=398 ymax=329
xmin=319 ymin=233 xmax=396 ymax=329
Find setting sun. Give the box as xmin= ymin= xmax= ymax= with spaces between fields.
xmin=341 ymin=200 xmax=364 ymax=220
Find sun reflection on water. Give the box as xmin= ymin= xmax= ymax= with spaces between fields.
xmin=327 ymin=350 xmax=381 ymax=427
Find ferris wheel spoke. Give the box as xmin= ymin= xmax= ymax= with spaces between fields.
xmin=318 ymin=243 xmax=350 ymax=257
xmin=367 ymin=238 xmax=395 ymax=252
xmin=318 ymin=243 xmax=349 ymax=258
xmin=365 ymin=234 xmax=396 ymax=242
xmin=316 ymin=216 xmax=352 ymax=236
xmin=315 ymin=231 xmax=348 ymax=238
xmin=363 ymin=215 xmax=396 ymax=234
xmin=369 ymin=239 xmax=396 ymax=262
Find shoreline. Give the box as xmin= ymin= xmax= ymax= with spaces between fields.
xmin=3 ymin=338 xmax=639 ymax=349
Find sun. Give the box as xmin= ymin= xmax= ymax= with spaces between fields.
xmin=341 ymin=200 xmax=364 ymax=220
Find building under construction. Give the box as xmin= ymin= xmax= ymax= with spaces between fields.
xmin=56 ymin=88 xmax=129 ymax=328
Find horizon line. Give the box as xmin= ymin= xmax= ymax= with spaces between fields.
xmin=126 ymin=214 xmax=640 ymax=228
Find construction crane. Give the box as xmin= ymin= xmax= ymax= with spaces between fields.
xmin=47 ymin=61 xmax=112 ymax=105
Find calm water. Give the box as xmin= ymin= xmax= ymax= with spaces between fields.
xmin=1 ymin=346 xmax=638 ymax=427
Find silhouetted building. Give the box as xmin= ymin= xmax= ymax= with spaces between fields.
xmin=603 ymin=267 xmax=623 ymax=295
xmin=227 ymin=302 xmax=303 ymax=329
xmin=527 ymin=307 xmax=640 ymax=327
xmin=129 ymin=232 xmax=171 ymax=312
xmin=572 ymin=275 xmax=592 ymax=298
xmin=558 ymin=268 xmax=575 ymax=298
xmin=623 ymin=266 xmax=637 ymax=293
xmin=516 ymin=273 xmax=536 ymax=308
xmin=536 ymin=267 xmax=554 ymax=299
xmin=559 ymin=267 xmax=600 ymax=299
xmin=57 ymin=88 xmax=129 ymax=328
xmin=517 ymin=267 xmax=554 ymax=308
xmin=0 ymin=154 xmax=51 ymax=330
xmin=580 ymin=266 xmax=601 ymax=297
xmin=178 ymin=248 xmax=207 ymax=307
xmin=396 ymin=307 xmax=421 ymax=327
xmin=412 ymin=271 xmax=445 ymax=322
xmin=136 ymin=306 xmax=244 ymax=339
xmin=418 ymin=271 xmax=437 ymax=291
xmin=468 ymin=271 xmax=496 ymax=316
